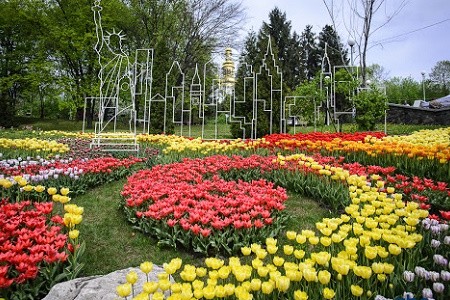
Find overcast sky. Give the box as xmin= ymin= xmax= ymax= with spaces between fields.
xmin=239 ymin=0 xmax=450 ymax=81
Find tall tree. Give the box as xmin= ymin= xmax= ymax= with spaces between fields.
xmin=317 ymin=24 xmax=348 ymax=68
xmin=260 ymin=7 xmax=302 ymax=90
xmin=0 ymin=0 xmax=46 ymax=126
xmin=232 ymin=7 xmax=304 ymax=138
xmin=429 ymin=60 xmax=450 ymax=94
xmin=230 ymin=30 xmax=258 ymax=139
xmin=322 ymin=0 xmax=408 ymax=84
xmin=300 ymin=25 xmax=320 ymax=80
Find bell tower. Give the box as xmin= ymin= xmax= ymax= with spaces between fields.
xmin=221 ymin=48 xmax=235 ymax=94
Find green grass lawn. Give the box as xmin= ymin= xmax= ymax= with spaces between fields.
xmin=12 ymin=117 xmax=444 ymax=137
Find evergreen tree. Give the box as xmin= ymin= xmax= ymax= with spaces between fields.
xmin=232 ymin=7 xmax=300 ymax=139
xmin=317 ymin=25 xmax=349 ymax=68
xmin=230 ymin=31 xmax=258 ymax=139
xmin=260 ymin=7 xmax=302 ymax=90
xmin=300 ymin=25 xmax=320 ymax=80
xmin=231 ymin=7 xmax=308 ymax=138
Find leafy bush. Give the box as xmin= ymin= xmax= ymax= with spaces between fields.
xmin=354 ymin=86 xmax=387 ymax=131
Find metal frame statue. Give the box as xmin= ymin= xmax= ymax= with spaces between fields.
xmin=85 ymin=1 xmax=142 ymax=152
xmin=85 ymin=1 xmax=303 ymax=144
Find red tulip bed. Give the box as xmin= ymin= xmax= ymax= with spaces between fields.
xmin=122 ymin=151 xmax=450 ymax=256
xmin=0 ymin=144 xmax=149 ymax=299
xmin=0 ymin=201 xmax=66 ymax=290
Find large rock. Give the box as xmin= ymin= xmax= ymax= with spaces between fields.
xmin=43 ymin=265 xmax=166 ymax=300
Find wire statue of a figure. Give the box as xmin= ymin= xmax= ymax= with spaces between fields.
xmin=90 ymin=0 xmax=138 ymax=151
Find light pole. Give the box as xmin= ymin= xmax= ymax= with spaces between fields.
xmin=421 ymin=71 xmax=426 ymax=101
xmin=347 ymin=39 xmax=355 ymax=67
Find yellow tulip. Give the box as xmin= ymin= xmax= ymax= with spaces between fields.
xmin=377 ymin=274 xmax=387 ymax=282
xmin=170 ymin=282 xmax=182 ymax=293
xmin=388 ymin=244 xmax=402 ymax=255
xmin=126 ymin=270 xmax=138 ymax=284
xmin=250 ymin=278 xmax=261 ymax=291
xmin=261 ymin=281 xmax=274 ymax=294
xmin=265 ymin=237 xmax=277 ymax=246
xmin=364 ymin=246 xmax=378 ymax=260
xmin=241 ymin=247 xmax=251 ymax=256
xmin=257 ymin=266 xmax=269 ymax=277
xmin=23 ymin=185 xmax=33 ymax=192
xmin=273 ymin=256 xmax=285 ymax=267
xmin=116 ymin=283 xmax=132 ymax=297
xmin=371 ymin=262 xmax=384 ymax=274
xmin=34 ymin=185 xmax=45 ymax=193
xmin=320 ymin=236 xmax=332 ymax=247
xmin=275 ymin=276 xmax=290 ymax=292
xmin=294 ymin=249 xmax=305 ymax=259
xmin=60 ymin=187 xmax=70 ymax=196
xmin=286 ymin=231 xmax=297 ymax=240
xmin=267 ymin=244 xmax=278 ymax=254
xmin=318 ymin=270 xmax=331 ymax=285
xmin=224 ymin=283 xmax=235 ymax=296
xmin=323 ymin=287 xmax=335 ymax=299
xmin=142 ymin=281 xmax=158 ymax=294
xmin=308 ymin=236 xmax=319 ymax=245
xmin=386 ymin=187 xmax=395 ymax=193
xmin=140 ymin=261 xmax=153 ymax=274
xmin=68 ymin=230 xmax=79 ymax=239
xmin=256 ymin=249 xmax=267 ymax=259
xmin=283 ymin=245 xmax=294 ymax=255
xmin=294 ymin=290 xmax=309 ymax=300
xmin=383 ymin=263 xmax=395 ymax=274
xmin=351 ymin=284 xmax=364 ymax=296
xmin=59 ymin=196 xmax=71 ymax=204
xmin=192 ymin=280 xmax=204 ymax=290
xmin=353 ymin=265 xmax=372 ymax=279
xmin=152 ymin=292 xmax=164 ymax=300
xmin=218 ymin=266 xmax=230 ymax=279
xmin=296 ymin=234 xmax=307 ymax=244
xmin=47 ymin=187 xmax=57 ymax=195
xmin=303 ymin=268 xmax=318 ymax=282
xmin=158 ymin=279 xmax=171 ymax=291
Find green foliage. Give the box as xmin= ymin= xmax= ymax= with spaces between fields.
xmin=291 ymin=78 xmax=322 ymax=124
xmin=384 ymin=76 xmax=422 ymax=104
xmin=353 ymin=86 xmax=387 ymax=131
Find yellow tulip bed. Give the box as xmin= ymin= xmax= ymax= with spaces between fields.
xmin=0 ymin=137 xmax=70 ymax=158
xmin=115 ymin=128 xmax=450 ymax=300
xmin=116 ymin=150 xmax=449 ymax=300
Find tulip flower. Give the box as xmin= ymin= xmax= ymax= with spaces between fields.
xmin=116 ymin=283 xmax=132 ymax=297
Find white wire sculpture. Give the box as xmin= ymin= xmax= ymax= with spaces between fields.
xmin=85 ymin=1 xmax=308 ymax=144
xmin=88 ymin=0 xmax=139 ymax=152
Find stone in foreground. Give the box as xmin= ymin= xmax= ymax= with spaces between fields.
xmin=44 ymin=265 xmax=165 ymax=300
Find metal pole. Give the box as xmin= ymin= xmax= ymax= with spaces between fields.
xmin=421 ymin=71 xmax=426 ymax=101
